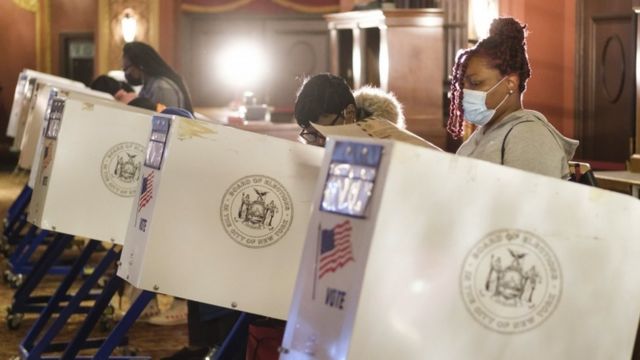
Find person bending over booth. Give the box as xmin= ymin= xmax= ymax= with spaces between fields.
xmin=295 ymin=73 xmax=425 ymax=147
xmin=90 ymin=75 xmax=161 ymax=111
xmin=447 ymin=17 xmax=578 ymax=179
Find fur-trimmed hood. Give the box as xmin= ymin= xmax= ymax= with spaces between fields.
xmin=354 ymin=86 xmax=405 ymax=128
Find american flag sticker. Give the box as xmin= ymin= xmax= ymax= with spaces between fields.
xmin=318 ymin=220 xmax=355 ymax=279
xmin=137 ymin=172 xmax=154 ymax=213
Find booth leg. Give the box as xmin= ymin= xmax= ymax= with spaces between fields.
xmin=10 ymin=233 xmax=70 ymax=313
xmin=20 ymin=240 xmax=99 ymax=352
xmin=2 ymin=185 xmax=32 ymax=239
xmin=9 ymin=228 xmax=58 ymax=279
xmin=89 ymin=289 xmax=155 ymax=360
xmin=24 ymin=242 xmax=119 ymax=359
xmin=5 ymin=215 xmax=29 ymax=247
xmin=3 ymin=225 xmax=37 ymax=287
xmin=4 ymin=184 xmax=31 ymax=219
xmin=214 ymin=312 xmax=256 ymax=360
xmin=7 ymin=225 xmax=39 ymax=272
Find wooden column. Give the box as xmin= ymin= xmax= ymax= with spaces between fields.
xmin=325 ymin=9 xmax=446 ymax=147
xmin=96 ymin=0 xmax=160 ymax=74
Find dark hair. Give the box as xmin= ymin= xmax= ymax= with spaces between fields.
xmin=294 ymin=73 xmax=356 ymax=128
xmin=90 ymin=75 xmax=134 ymax=96
xmin=91 ymin=74 xmax=156 ymax=110
xmin=447 ymin=17 xmax=531 ymax=139
xmin=123 ymin=41 xmax=193 ymax=112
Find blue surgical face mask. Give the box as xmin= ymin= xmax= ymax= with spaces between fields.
xmin=462 ymin=77 xmax=510 ymax=126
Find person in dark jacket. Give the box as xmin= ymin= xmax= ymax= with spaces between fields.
xmin=121 ymin=41 xmax=193 ymax=112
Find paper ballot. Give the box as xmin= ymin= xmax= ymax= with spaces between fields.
xmin=312 ymin=117 xmax=440 ymax=150
xmin=281 ymin=137 xmax=640 ymax=360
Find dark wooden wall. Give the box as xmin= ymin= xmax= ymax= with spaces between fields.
xmin=576 ymin=0 xmax=636 ymax=163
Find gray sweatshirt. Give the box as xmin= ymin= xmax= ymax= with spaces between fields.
xmin=139 ymin=76 xmax=185 ymax=109
xmin=456 ymin=109 xmax=579 ymax=179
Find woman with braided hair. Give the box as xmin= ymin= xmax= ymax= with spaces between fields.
xmin=122 ymin=41 xmax=193 ymax=113
xmin=448 ymin=17 xmax=578 ymax=179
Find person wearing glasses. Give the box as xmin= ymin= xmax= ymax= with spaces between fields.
xmin=294 ymin=73 xmax=406 ymax=146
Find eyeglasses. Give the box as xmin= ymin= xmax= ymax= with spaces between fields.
xmin=315 ymin=112 xmax=346 ymax=126
xmin=298 ymin=126 xmax=325 ymax=146
xmin=298 ymin=109 xmax=358 ymax=145
xmin=329 ymin=113 xmax=344 ymax=125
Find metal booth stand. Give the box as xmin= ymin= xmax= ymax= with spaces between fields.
xmin=11 ymin=90 xmax=153 ymax=359
xmin=3 ymin=84 xmax=117 ymax=324
xmin=3 ymin=83 xmax=112 ymax=288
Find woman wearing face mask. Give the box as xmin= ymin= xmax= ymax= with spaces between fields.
xmin=448 ymin=17 xmax=578 ymax=179
xmin=121 ymin=41 xmax=193 ymax=112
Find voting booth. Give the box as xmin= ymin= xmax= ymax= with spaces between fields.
xmin=6 ymin=69 xmax=84 ymax=151
xmin=18 ymin=83 xmax=112 ymax=172
xmin=117 ymin=115 xmax=324 ymax=319
xmin=281 ymin=137 xmax=640 ymax=360
xmin=28 ymin=91 xmax=154 ymax=244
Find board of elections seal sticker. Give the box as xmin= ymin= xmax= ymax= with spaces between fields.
xmin=220 ymin=175 xmax=293 ymax=248
xmin=100 ymin=142 xmax=144 ymax=197
xmin=460 ymin=229 xmax=562 ymax=334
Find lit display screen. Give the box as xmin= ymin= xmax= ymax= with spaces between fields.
xmin=44 ymin=97 xmax=66 ymax=139
xmin=320 ymin=141 xmax=383 ymax=218
xmin=144 ymin=115 xmax=171 ymax=170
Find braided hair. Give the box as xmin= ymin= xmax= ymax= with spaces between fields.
xmin=294 ymin=73 xmax=356 ymax=128
xmin=447 ymin=17 xmax=531 ymax=138
xmin=123 ymin=41 xmax=193 ymax=112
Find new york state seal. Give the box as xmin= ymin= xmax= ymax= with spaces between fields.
xmin=220 ymin=175 xmax=293 ymax=248
xmin=460 ymin=229 xmax=562 ymax=334
xmin=100 ymin=142 xmax=145 ymax=197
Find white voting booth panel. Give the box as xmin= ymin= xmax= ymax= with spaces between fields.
xmin=281 ymin=138 xmax=640 ymax=360
xmin=6 ymin=70 xmax=84 ymax=150
xmin=6 ymin=69 xmax=82 ymax=138
xmin=28 ymin=91 xmax=153 ymax=244
xmin=6 ymin=72 xmax=30 ymax=138
xmin=117 ymin=115 xmax=324 ymax=319
xmin=19 ymin=83 xmax=112 ymax=172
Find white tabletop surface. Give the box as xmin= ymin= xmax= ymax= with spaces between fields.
xmin=594 ymin=171 xmax=640 ymax=185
